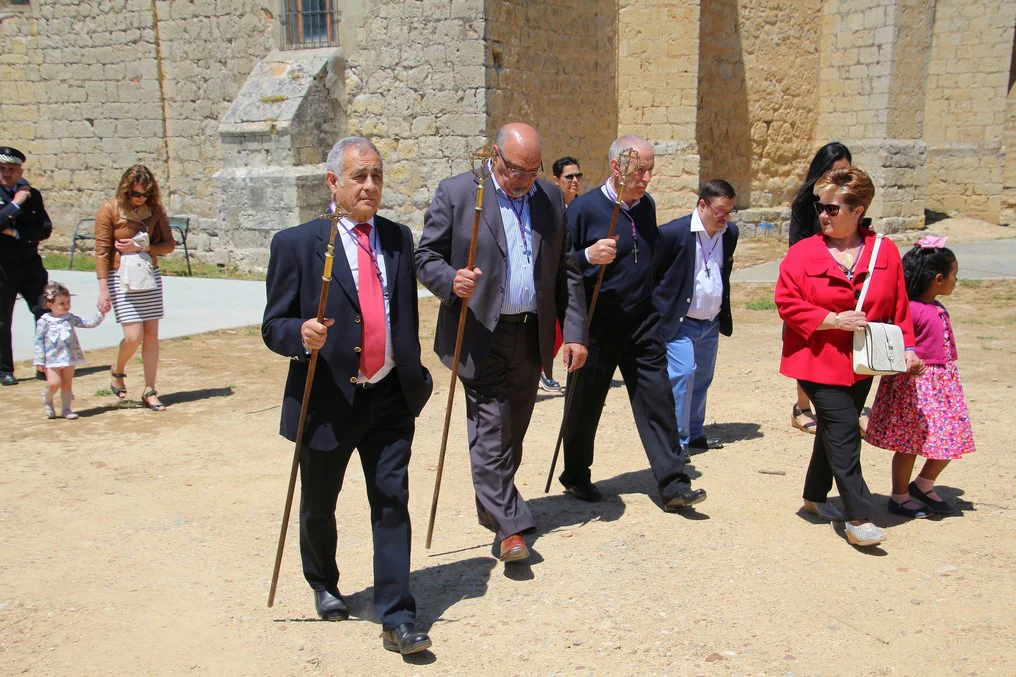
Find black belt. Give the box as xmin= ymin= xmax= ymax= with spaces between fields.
xmin=499 ymin=312 xmax=537 ymax=324
xmin=355 ymin=371 xmax=397 ymax=390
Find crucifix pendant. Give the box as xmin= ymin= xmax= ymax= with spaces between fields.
xmin=704 ymin=264 xmax=711 ymax=278
xmin=633 ymin=240 xmax=639 ymax=264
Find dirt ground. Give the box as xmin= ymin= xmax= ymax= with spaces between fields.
xmin=2 ymin=250 xmax=1014 ymax=675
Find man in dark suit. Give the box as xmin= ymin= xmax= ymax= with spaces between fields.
xmin=655 ymin=180 xmax=739 ymax=456
xmin=0 ymin=146 xmax=51 ymax=386
xmin=262 ymin=137 xmax=434 ymax=655
xmin=559 ymin=134 xmax=706 ymax=511
xmin=415 ymin=122 xmax=588 ymax=564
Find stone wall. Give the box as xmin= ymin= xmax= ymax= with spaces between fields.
xmin=698 ymin=0 xmax=821 ymax=210
xmin=816 ymin=0 xmax=930 ymax=232
xmin=0 ymin=0 xmax=275 ymax=247
xmin=485 ymin=0 xmax=617 ymax=190
xmin=923 ymin=0 xmax=1015 ymax=223
xmin=618 ymin=0 xmax=700 ymax=221
xmin=341 ymin=0 xmax=487 ymax=230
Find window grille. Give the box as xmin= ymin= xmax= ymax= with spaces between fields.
xmin=281 ymin=0 xmax=338 ymax=49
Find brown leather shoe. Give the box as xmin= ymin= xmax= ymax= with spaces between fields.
xmin=498 ymin=534 xmax=529 ymax=562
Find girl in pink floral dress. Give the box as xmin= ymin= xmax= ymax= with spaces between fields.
xmin=866 ymin=237 xmax=975 ymax=518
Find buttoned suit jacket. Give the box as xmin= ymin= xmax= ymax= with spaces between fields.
xmin=653 ymin=214 xmax=739 ymax=343
xmin=414 ymin=172 xmax=587 ymax=381
xmin=0 ymin=183 xmax=52 ymax=256
xmin=262 ymin=215 xmax=433 ymax=452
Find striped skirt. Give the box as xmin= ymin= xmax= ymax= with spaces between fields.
xmin=107 ymin=269 xmax=165 ymax=324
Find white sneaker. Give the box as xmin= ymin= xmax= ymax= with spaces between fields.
xmin=42 ymin=389 xmax=55 ymax=419
xmin=539 ymin=373 xmax=562 ymax=393
xmin=844 ymin=521 xmax=887 ymax=547
xmin=803 ymin=500 xmax=844 ymax=522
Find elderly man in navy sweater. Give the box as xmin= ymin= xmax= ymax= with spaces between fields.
xmin=557 ymin=134 xmax=706 ymax=511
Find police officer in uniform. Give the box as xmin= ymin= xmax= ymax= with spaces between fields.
xmin=0 ymin=146 xmax=52 ymax=386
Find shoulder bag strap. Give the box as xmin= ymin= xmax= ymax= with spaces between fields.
xmin=854 ymin=233 xmax=883 ymax=313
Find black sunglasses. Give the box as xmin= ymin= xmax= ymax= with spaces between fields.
xmin=562 ymin=172 xmax=583 ymax=181
xmin=814 ymin=202 xmax=841 ymax=216
xmin=129 ymin=190 xmax=153 ymax=199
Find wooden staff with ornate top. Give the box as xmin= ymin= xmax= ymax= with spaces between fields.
xmin=425 ymin=145 xmax=497 ymax=549
xmin=268 ymin=208 xmax=349 ymax=607
xmin=544 ymin=147 xmax=641 ymax=492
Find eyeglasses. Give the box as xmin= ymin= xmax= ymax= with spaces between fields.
xmin=562 ymin=172 xmax=583 ymax=181
xmin=497 ymin=150 xmax=543 ymax=179
xmin=814 ymin=202 xmax=841 ymax=217
xmin=703 ymin=201 xmax=737 ymax=220
xmin=129 ymin=190 xmax=153 ymax=199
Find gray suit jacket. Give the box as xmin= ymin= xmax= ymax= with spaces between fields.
xmin=415 ymin=171 xmax=588 ymax=381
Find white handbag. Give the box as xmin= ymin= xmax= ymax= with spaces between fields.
xmin=852 ymin=234 xmax=908 ymax=375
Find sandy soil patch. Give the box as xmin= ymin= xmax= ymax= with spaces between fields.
xmin=1 ymin=281 xmax=1013 ymax=675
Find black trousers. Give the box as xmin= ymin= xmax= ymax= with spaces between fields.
xmin=561 ymin=308 xmax=691 ymax=502
xmin=459 ymin=315 xmax=542 ymax=541
xmin=299 ymin=374 xmax=416 ymax=630
xmin=799 ymin=378 xmax=874 ymax=522
xmin=0 ymin=251 xmax=48 ymax=376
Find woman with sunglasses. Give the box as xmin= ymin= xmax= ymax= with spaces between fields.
xmin=775 ymin=167 xmax=921 ymax=547
xmin=95 ymin=165 xmax=175 ymax=410
xmin=787 ymin=143 xmax=853 ymax=434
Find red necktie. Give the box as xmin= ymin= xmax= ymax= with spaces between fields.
xmin=353 ymin=223 xmax=386 ymax=379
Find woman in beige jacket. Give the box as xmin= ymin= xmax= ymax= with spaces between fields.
xmin=95 ymin=165 xmax=174 ymax=410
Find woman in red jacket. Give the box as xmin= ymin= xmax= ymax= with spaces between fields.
xmin=775 ymin=167 xmax=923 ymax=548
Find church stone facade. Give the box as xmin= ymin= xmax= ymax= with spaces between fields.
xmin=1 ymin=0 xmax=1013 ymax=270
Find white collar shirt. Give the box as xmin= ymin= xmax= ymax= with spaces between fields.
xmin=337 ymin=214 xmax=395 ymax=383
xmin=686 ymin=208 xmax=726 ymax=321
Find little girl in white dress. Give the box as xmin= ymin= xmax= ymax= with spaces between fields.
xmin=33 ymin=282 xmax=105 ymax=419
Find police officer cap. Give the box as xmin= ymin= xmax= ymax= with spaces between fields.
xmin=0 ymin=146 xmax=26 ymax=165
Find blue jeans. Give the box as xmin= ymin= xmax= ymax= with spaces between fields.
xmin=666 ymin=317 xmax=720 ymax=446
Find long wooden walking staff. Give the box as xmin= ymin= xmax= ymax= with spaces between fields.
xmin=425 ymin=145 xmax=496 ymax=549
xmin=544 ymin=147 xmax=641 ymax=493
xmin=267 ymin=208 xmax=349 ymax=608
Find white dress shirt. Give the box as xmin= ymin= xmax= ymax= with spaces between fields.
xmin=686 ymin=208 xmax=726 ymax=321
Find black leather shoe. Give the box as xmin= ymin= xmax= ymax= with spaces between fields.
xmin=663 ymin=487 xmax=707 ymax=511
xmin=314 ymin=589 xmax=349 ymax=621
xmin=562 ymin=479 xmax=602 ymax=502
xmin=35 ymin=370 xmax=46 ymax=380
xmin=688 ymin=437 xmax=723 ymax=450
xmin=908 ymin=481 xmax=956 ymax=514
xmin=382 ymin=623 xmax=432 ymax=654
xmin=0 ymin=374 xmax=17 ymax=386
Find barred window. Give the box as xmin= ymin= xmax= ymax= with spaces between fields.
xmin=282 ymin=0 xmax=338 ymax=49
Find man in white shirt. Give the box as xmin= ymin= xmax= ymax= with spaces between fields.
xmin=654 ymin=180 xmax=740 ymax=456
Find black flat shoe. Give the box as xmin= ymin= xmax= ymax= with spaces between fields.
xmin=382 ymin=623 xmax=432 ymax=654
xmin=887 ymin=497 xmax=931 ymax=519
xmin=562 ymin=479 xmax=602 ymax=503
xmin=314 ymin=589 xmax=349 ymax=621
xmin=1 ymin=374 xmax=17 ymax=386
xmin=688 ymin=437 xmax=723 ymax=450
xmin=909 ymin=481 xmax=956 ymax=514
xmin=664 ymin=487 xmax=707 ymax=511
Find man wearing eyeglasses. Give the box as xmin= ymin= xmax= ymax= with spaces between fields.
xmin=0 ymin=146 xmax=52 ymax=387
xmin=415 ymin=122 xmax=588 ymax=564
xmin=655 ymin=180 xmax=740 ymax=458
xmin=558 ymin=134 xmax=706 ymax=512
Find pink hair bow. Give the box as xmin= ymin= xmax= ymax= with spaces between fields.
xmin=915 ymin=235 xmax=948 ymax=249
